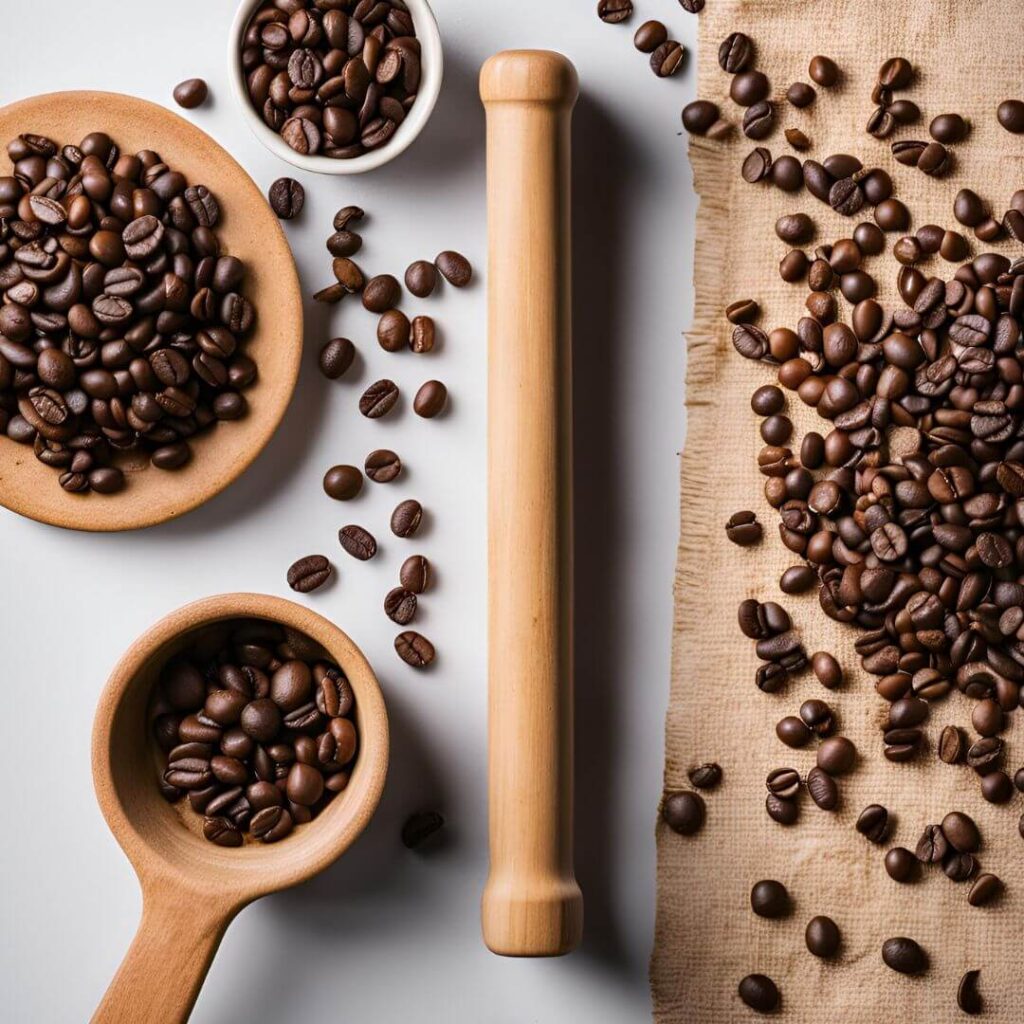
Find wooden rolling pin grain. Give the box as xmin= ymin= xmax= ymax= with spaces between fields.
xmin=479 ymin=50 xmax=583 ymax=958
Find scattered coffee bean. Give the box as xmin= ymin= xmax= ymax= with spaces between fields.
xmin=718 ymin=32 xmax=753 ymax=74
xmin=750 ymin=879 xmax=790 ymax=918
xmin=384 ymin=587 xmax=417 ymax=625
xmin=738 ymin=974 xmax=779 ymax=1014
xmin=743 ymin=101 xmax=775 ymax=140
xmin=323 ymin=465 xmax=362 ymax=501
xmin=363 ymin=274 xmax=402 ymax=313
xmin=634 ymin=20 xmax=667 ymax=53
xmin=268 ymin=177 xmax=304 ymax=220
xmin=941 ymin=811 xmax=980 ymax=853
xmin=390 ymin=498 xmax=423 ymax=538
xmin=856 ymin=804 xmax=890 ymax=843
xmin=780 ymin=565 xmax=816 ymax=594
xmin=338 ymin=524 xmax=377 ymax=561
xmin=741 ymin=146 xmax=773 ymax=183
xmin=884 ymin=847 xmax=918 ymax=883
xmin=750 ymin=384 xmax=782 ymax=414
xmin=784 ymin=128 xmax=811 ymax=151
xmin=399 ymin=554 xmax=430 ymax=594
xmin=435 ymin=250 xmax=472 ymax=287
xmin=405 ymin=259 xmax=437 ymax=298
xmin=878 ymin=57 xmax=913 ymax=89
xmin=241 ymin=1 xmax=424 ymax=159
xmin=808 ymin=56 xmax=839 ymax=87
xmin=173 ymin=78 xmax=208 ymax=109
xmin=662 ymin=790 xmax=704 ymax=834
xmin=930 ymin=112 xmax=967 ymax=144
xmin=806 ymin=766 xmax=838 ymax=810
xmin=957 ymin=970 xmax=983 ymax=1016
xmin=365 ymin=448 xmax=402 ymax=483
xmin=817 ymin=736 xmax=856 ymax=775
xmin=413 ymin=380 xmax=448 ymax=418
xmin=967 ymin=873 xmax=1003 ymax=907
xmin=766 ymin=791 xmax=799 ymax=825
xmin=677 ymin=0 xmax=704 ymax=12
xmin=687 ymin=762 xmax=722 ymax=789
xmin=682 ymin=102 xmax=720 ymax=136
xmin=359 ymin=379 xmax=400 ymax=419
xmin=805 ymin=916 xmax=840 ymax=958
xmin=394 ymin=630 xmax=435 ymax=668
xmin=725 ymin=510 xmax=762 ymax=546
xmin=731 ymin=70 xmax=769 ymax=107
xmin=996 ymin=99 xmax=1024 ymax=134
xmin=786 ymin=82 xmax=816 ymax=108
xmin=286 ymin=555 xmax=332 ymax=593
xmin=597 ymin=0 xmax=632 ymax=23
xmin=980 ymin=771 xmax=1013 ymax=804
xmin=319 ymin=338 xmax=355 ymax=379
xmin=1014 ymin=767 xmax=1024 ymax=793
xmin=776 ymin=212 xmax=815 ymax=244
xmin=650 ymin=40 xmax=686 ymax=78
xmin=767 ymin=767 xmax=801 ymax=800
xmin=770 ymin=155 xmax=803 ymax=191
xmin=882 ymin=936 xmax=927 ymax=975
xmin=401 ymin=810 xmax=444 ymax=849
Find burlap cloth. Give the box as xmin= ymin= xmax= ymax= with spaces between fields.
xmin=651 ymin=1 xmax=1023 ymax=1020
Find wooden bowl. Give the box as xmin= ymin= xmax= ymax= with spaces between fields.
xmin=91 ymin=593 xmax=388 ymax=1023
xmin=0 ymin=91 xmax=302 ymax=531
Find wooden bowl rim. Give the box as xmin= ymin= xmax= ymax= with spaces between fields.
xmin=0 ymin=90 xmax=302 ymax=532
xmin=91 ymin=593 xmax=389 ymax=904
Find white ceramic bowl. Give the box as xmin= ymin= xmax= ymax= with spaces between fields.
xmin=228 ymin=0 xmax=443 ymax=175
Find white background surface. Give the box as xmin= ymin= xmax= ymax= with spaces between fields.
xmin=0 ymin=2 xmax=696 ymax=1020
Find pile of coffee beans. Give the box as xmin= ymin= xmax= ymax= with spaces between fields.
xmin=240 ymin=0 xmax=423 ymax=160
xmin=0 ymin=131 xmax=257 ymax=494
xmin=151 ymin=618 xmax=358 ymax=846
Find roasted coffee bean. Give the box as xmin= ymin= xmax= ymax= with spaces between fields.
xmin=882 ymin=936 xmax=927 ymax=975
xmin=362 ymin=273 xmax=401 ymax=312
xmin=409 ymin=315 xmax=435 ymax=354
xmin=741 ymin=147 xmax=772 ymax=183
xmin=327 ymin=230 xmax=362 ymax=257
xmin=805 ymin=916 xmax=840 ymax=958
xmin=400 ymin=555 xmax=430 ymax=594
xmin=718 ymin=32 xmax=753 ymax=73
xmin=942 ymin=811 xmax=980 ymax=853
xmin=390 ymin=498 xmax=423 ymax=538
xmin=268 ymin=177 xmax=305 ymax=219
xmin=359 ymin=378 xmax=399 ymax=418
xmin=287 ymin=554 xmax=332 ymax=593
xmin=376 ymin=309 xmax=410 ymax=352
xmin=957 ymin=970 xmax=983 ymax=1016
xmin=1014 ymin=767 xmax=1024 ymax=794
xmin=323 ymin=464 xmax=362 ymax=501
xmin=784 ymin=128 xmax=811 ymax=152
xmin=766 ymin=767 xmax=801 ymax=800
xmin=805 ymin=766 xmax=837 ymax=810
xmin=750 ymin=879 xmax=790 ymax=918
xmin=766 ymin=791 xmax=799 ymax=825
xmin=980 ymin=771 xmax=1013 ymax=804
xmin=384 ymin=587 xmax=417 ymax=625
xmin=339 ymin=524 xmax=377 ymax=560
xmin=829 ymin=178 xmax=863 ymax=216
xmin=810 ymin=651 xmax=842 ymax=689
xmin=394 ymin=630 xmax=434 ymax=668
xmin=780 ymin=565 xmax=816 ymax=594
xmin=662 ymin=790 xmax=705 ymax=835
xmin=742 ymin=101 xmax=774 ymax=140
xmin=597 ymin=0 xmax=632 ymax=23
xmin=884 ymin=847 xmax=918 ymax=883
xmin=775 ymin=212 xmax=814 ymax=244
xmin=365 ymin=448 xmax=401 ymax=483
xmin=787 ymin=82 xmax=816 ymax=108
xmin=856 ymin=804 xmax=890 ymax=843
xmin=731 ymin=70 xmax=768 ymax=107
xmin=725 ymin=510 xmax=762 ymax=546
xmin=687 ymin=762 xmax=722 ymax=789
xmin=682 ymin=102 xmax=720 ymax=136
xmin=967 ymin=737 xmax=1004 ymax=774
xmin=634 ymin=19 xmax=667 ymax=52
xmin=401 ymin=810 xmax=445 ymax=849
xmin=996 ymin=99 xmax=1024 ymax=134
xmin=750 ymin=384 xmax=782 ymax=414
xmin=968 ymin=873 xmax=1003 ymax=907
xmin=808 ymin=55 xmax=839 ymax=87
xmin=413 ymin=379 xmax=447 ymax=418
xmin=405 ymin=259 xmax=437 ymax=298
xmin=816 ymin=736 xmax=856 ymax=775
xmin=918 ymin=141 xmax=950 ymax=176
xmin=650 ymin=40 xmax=686 ymax=78
xmin=738 ymin=974 xmax=779 ymax=1014
xmin=770 ymin=155 xmax=803 ymax=192
xmin=173 ymin=78 xmax=208 ymax=109
xmin=779 ymin=249 xmax=809 ymax=283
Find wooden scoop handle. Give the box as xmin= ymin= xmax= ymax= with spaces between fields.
xmin=91 ymin=884 xmax=235 ymax=1023
xmin=479 ymin=50 xmax=583 ymax=957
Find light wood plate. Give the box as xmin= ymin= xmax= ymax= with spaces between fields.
xmin=0 ymin=91 xmax=302 ymax=531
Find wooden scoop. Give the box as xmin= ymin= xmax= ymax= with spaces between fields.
xmin=90 ymin=593 xmax=388 ymax=1023
xmin=479 ymin=50 xmax=583 ymax=957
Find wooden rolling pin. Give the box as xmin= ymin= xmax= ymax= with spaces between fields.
xmin=479 ymin=50 xmax=583 ymax=958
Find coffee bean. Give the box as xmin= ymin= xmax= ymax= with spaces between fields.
xmin=376 ymin=310 xmax=410 ymax=352
xmin=394 ymin=630 xmax=435 ymax=668
xmin=761 ymin=413 xmax=793 ymax=443
xmin=741 ymin=147 xmax=772 ymax=183
xmin=332 ymin=257 xmax=364 ymax=293
xmin=323 ymin=465 xmax=362 ymax=501
xmin=318 ymin=337 xmax=355 ymax=379
xmin=779 ymin=249 xmax=808 ymax=283
xmin=766 ymin=791 xmax=799 ymax=825
xmin=359 ymin=378 xmax=399 ymax=418
xmin=750 ymin=879 xmax=790 ymax=918
xmin=391 ymin=498 xmax=423 ymax=538
xmin=957 ymin=970 xmax=983 ymax=1016
xmin=287 ymin=555 xmax=332 ymax=593
xmin=339 ymin=524 xmax=377 ymax=560
xmin=268 ymin=177 xmax=304 ymax=220
xmin=784 ymin=128 xmax=811 ymax=151
xmin=738 ymin=975 xmax=779 ymax=1014
xmin=882 ymin=936 xmax=927 ymax=975
xmin=811 ymin=651 xmax=842 ymax=689
xmin=884 ymin=847 xmax=918 ymax=883
xmin=942 ymin=850 xmax=975 ymax=881
xmin=362 ymin=273 xmax=401 ymax=312
xmin=173 ymin=78 xmax=208 ymax=109
xmin=687 ymin=762 xmax=722 ymax=789
xmin=829 ymin=178 xmax=863 ymax=216
xmin=816 ymin=736 xmax=856 ymax=775
xmin=775 ymin=212 xmax=814 ymax=244
xmin=718 ymin=32 xmax=753 ymax=73
xmin=327 ymin=229 xmax=362 ymax=257
xmin=364 ymin=448 xmax=402 ymax=483
xmin=405 ymin=260 xmax=437 ymax=298
xmin=941 ymin=811 xmax=980 ymax=853
xmin=780 ymin=565 xmax=816 ymax=594
xmin=435 ymin=250 xmax=472 ymax=287
xmin=856 ymin=804 xmax=890 ymax=843
xmin=400 ymin=554 xmax=430 ymax=594
xmin=384 ymin=587 xmax=417 ymax=625
xmin=750 ymin=384 xmax=782 ymax=414
xmin=786 ymin=82 xmax=816 ymax=108
xmin=918 ymin=141 xmax=950 ymax=176
xmin=597 ymin=0 xmax=632 ymax=23
xmin=634 ymin=20 xmax=667 ymax=53
xmin=650 ymin=40 xmax=686 ymax=78
xmin=1014 ymin=767 xmax=1024 ymax=794
xmin=742 ymin=101 xmax=774 ymax=140
xmin=725 ymin=510 xmax=762 ymax=546
xmin=968 ymin=873 xmax=1003 ymax=907
xmin=767 ymin=767 xmax=801 ymax=800
xmin=681 ymin=101 xmax=719 ymax=137
xmin=980 ymin=771 xmax=1013 ymax=804
xmin=930 ymin=112 xmax=967 ymax=144
xmin=401 ymin=810 xmax=445 ymax=849
xmin=731 ymin=70 xmax=768 ymax=107
xmin=809 ymin=55 xmax=839 ymax=87
xmin=805 ymin=916 xmax=840 ymax=958
xmin=733 ymin=323 xmax=768 ymax=359
xmin=805 ymin=766 xmax=838 ymax=810
xmin=662 ymin=790 xmax=704 ymax=835
xmin=996 ymin=99 xmax=1024 ymax=134
xmin=967 ymin=737 xmax=1003 ymax=773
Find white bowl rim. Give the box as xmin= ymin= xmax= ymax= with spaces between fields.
xmin=228 ymin=0 xmax=443 ymax=175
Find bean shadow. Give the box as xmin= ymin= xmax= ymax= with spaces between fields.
xmin=571 ymin=92 xmax=632 ymax=969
